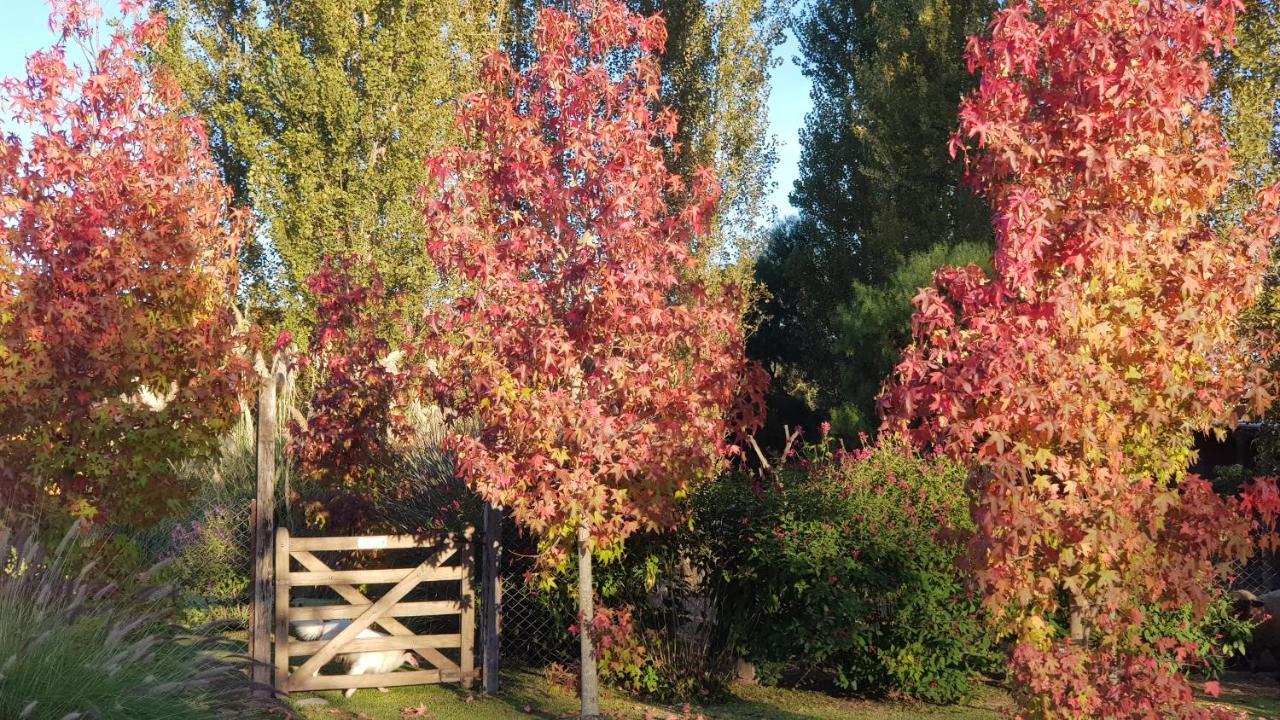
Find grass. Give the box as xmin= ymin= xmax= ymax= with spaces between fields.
xmin=292 ymin=670 xmax=1280 ymax=720
xmin=293 ymin=670 xmax=1010 ymax=720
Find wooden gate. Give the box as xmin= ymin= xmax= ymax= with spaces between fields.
xmin=272 ymin=528 xmax=476 ymax=693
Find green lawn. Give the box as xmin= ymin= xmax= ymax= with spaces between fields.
xmin=292 ymin=670 xmax=1280 ymax=720
xmin=293 ymin=671 xmax=1008 ymax=720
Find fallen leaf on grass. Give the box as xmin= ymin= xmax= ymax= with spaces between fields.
xmin=401 ymin=703 xmax=433 ymax=718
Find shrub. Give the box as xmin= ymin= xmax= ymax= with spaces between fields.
xmin=690 ymin=434 xmax=998 ymax=703
xmin=588 ymin=533 xmax=738 ymax=701
xmin=501 ymin=521 xmax=734 ymax=702
xmin=162 ymin=505 xmax=251 ymax=628
xmin=1139 ymin=590 xmax=1254 ymax=681
xmin=126 ymin=411 xmax=266 ymax=628
xmin=0 ymin=522 xmax=282 ymax=719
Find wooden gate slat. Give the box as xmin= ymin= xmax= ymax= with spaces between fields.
xmin=287 ymin=565 xmax=462 ymax=586
xmin=288 ymin=550 xmax=461 ymax=674
xmin=289 ymin=669 xmax=461 ymax=692
xmin=289 ymin=633 xmax=462 ymax=655
xmin=289 ymin=535 xmax=445 ymax=551
xmin=287 ymin=600 xmax=461 ymax=621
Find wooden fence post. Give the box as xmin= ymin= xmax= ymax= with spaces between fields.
xmin=274 ymin=526 xmax=291 ymax=691
xmin=247 ymin=498 xmax=258 ymax=666
xmin=482 ymin=503 xmax=502 ymax=694
xmin=460 ymin=528 xmax=477 ymax=689
xmin=251 ymin=357 xmax=279 ymax=691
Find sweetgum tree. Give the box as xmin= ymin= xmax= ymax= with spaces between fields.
xmin=0 ymin=0 xmax=245 ymax=525
xmin=882 ymin=1 xmax=1280 ymax=717
xmin=417 ymin=2 xmax=762 ymax=714
xmin=291 ymin=255 xmax=408 ymax=531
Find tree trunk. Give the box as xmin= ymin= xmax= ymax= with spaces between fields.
xmin=578 ymin=519 xmax=600 ymax=719
xmin=1069 ymin=597 xmax=1087 ymax=645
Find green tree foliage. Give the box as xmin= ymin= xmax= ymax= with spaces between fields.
xmin=643 ymin=0 xmax=786 ymax=267
xmin=749 ymin=216 xmax=854 ymax=437
xmin=1213 ymin=0 xmax=1280 ymax=221
xmin=752 ymin=0 xmax=994 ymax=441
xmin=156 ymin=0 xmax=504 ymax=334
xmin=505 ymin=0 xmax=786 ymax=271
xmin=751 ymin=238 xmax=989 ymax=441
xmin=791 ymin=0 xmax=993 ymax=283
xmin=1216 ymin=1 xmax=1280 ymax=469
xmin=831 ymin=242 xmax=990 ymax=434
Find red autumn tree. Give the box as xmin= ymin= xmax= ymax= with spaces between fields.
xmin=291 ymin=255 xmax=408 ymax=531
xmin=0 ymin=0 xmax=245 ymax=525
xmin=417 ymin=2 xmax=762 ymax=714
xmin=881 ymin=1 xmax=1280 ymax=717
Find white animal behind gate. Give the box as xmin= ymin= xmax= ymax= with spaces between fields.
xmin=291 ymin=618 xmax=420 ymax=697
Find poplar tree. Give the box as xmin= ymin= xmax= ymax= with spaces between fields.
xmin=1214 ymin=1 xmax=1280 ymax=469
xmin=1214 ymin=0 xmax=1280 ymax=220
xmin=791 ymin=0 xmax=993 ymax=284
xmin=753 ymin=0 xmax=994 ymax=440
xmin=156 ymin=0 xmax=504 ymax=335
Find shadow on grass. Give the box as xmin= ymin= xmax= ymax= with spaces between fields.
xmin=474 ymin=670 xmax=996 ymax=720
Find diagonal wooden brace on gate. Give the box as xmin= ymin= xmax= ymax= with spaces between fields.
xmin=291 ymin=558 xmax=437 ymax=679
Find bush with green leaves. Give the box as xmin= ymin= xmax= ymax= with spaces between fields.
xmin=126 ymin=410 xmax=265 ymax=628
xmin=590 ymin=538 xmax=735 ymax=702
xmin=1138 ymin=590 xmax=1254 ymax=681
xmin=690 ymin=434 xmax=998 ymax=703
xmin=162 ymin=505 xmax=251 ymax=628
xmin=0 ymin=523 xmax=282 ymax=719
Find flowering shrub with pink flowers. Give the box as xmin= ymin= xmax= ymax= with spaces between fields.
xmin=163 ymin=504 xmax=251 ymax=627
xmin=690 ymin=434 xmax=998 ymax=702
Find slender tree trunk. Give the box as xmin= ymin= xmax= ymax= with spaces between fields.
xmin=1069 ymin=596 xmax=1086 ymax=645
xmin=1069 ymin=609 xmax=1084 ymax=643
xmin=578 ymin=518 xmax=600 ymax=719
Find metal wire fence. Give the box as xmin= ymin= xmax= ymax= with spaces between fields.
xmin=131 ymin=495 xmax=257 ymax=631
xmin=495 ymin=517 xmax=578 ymax=668
xmin=1230 ymin=554 xmax=1280 ymax=596
xmin=500 ymin=579 xmax=578 ymax=667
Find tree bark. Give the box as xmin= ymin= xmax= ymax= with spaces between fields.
xmin=1069 ymin=596 xmax=1087 ymax=645
xmin=578 ymin=519 xmax=600 ymax=719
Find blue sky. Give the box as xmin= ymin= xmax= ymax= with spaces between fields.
xmin=0 ymin=0 xmax=811 ymax=218
xmin=768 ymin=29 xmax=810 ymax=220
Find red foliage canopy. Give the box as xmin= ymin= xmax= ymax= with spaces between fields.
xmin=417 ymin=0 xmax=763 ymax=561
xmin=0 ymin=0 xmax=245 ymax=525
xmin=291 ymin=256 xmax=408 ymax=531
xmin=881 ymin=1 xmax=1280 ymax=716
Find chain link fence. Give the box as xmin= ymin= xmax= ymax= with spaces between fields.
xmin=496 ymin=516 xmax=578 ymax=669
xmin=130 ymin=494 xmax=257 ymax=631
xmin=1230 ymin=554 xmax=1280 ymax=596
